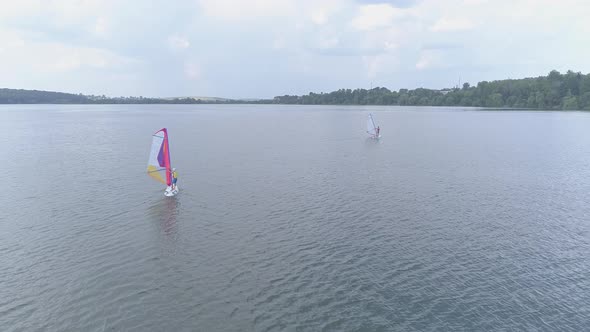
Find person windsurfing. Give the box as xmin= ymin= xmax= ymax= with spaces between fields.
xmin=171 ymin=168 xmax=178 ymax=190
xmin=376 ymin=126 xmax=380 ymax=137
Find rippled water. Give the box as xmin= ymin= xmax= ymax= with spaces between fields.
xmin=2 ymin=105 xmax=590 ymax=331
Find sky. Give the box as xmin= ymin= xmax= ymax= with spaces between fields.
xmin=1 ymin=0 xmax=589 ymax=99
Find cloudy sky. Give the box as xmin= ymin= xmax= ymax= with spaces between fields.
xmin=1 ymin=0 xmax=589 ymax=98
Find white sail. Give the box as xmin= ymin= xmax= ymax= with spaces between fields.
xmin=147 ymin=129 xmax=169 ymax=185
xmin=147 ymin=128 xmax=179 ymax=196
xmin=367 ymin=114 xmax=378 ymax=137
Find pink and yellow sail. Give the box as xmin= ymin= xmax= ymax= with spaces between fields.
xmin=147 ymin=128 xmax=172 ymax=186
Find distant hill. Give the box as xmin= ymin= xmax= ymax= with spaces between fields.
xmin=0 ymin=88 xmax=264 ymax=104
xmin=165 ymin=96 xmax=265 ymax=102
xmin=0 ymin=88 xmax=90 ymax=104
xmin=191 ymin=96 xmax=230 ymax=102
xmin=163 ymin=96 xmax=229 ymax=102
xmin=0 ymin=89 xmax=236 ymax=104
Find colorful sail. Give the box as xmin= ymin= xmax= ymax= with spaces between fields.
xmin=367 ymin=114 xmax=378 ymax=137
xmin=147 ymin=128 xmax=172 ymax=186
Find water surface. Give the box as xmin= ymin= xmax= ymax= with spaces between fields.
xmin=1 ymin=105 xmax=590 ymax=331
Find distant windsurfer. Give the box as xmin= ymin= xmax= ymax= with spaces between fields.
xmin=376 ymin=126 xmax=380 ymax=137
xmin=171 ymin=168 xmax=178 ymax=190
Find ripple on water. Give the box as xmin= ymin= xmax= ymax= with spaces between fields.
xmin=3 ymin=106 xmax=590 ymax=331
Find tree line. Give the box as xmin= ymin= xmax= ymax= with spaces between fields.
xmin=2 ymin=70 xmax=590 ymax=109
xmin=270 ymin=70 xmax=590 ymax=110
xmin=0 ymin=89 xmax=235 ymax=104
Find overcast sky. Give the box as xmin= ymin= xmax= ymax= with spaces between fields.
xmin=1 ymin=0 xmax=589 ymax=98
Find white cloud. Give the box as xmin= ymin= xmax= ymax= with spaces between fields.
xmin=272 ymin=36 xmax=287 ymax=50
xmin=197 ymin=0 xmax=294 ymax=21
xmin=415 ymin=54 xmax=432 ymax=70
xmin=184 ymin=62 xmax=201 ymax=80
xmin=50 ymin=0 xmax=108 ymax=22
xmin=306 ymin=0 xmax=345 ymax=25
xmin=0 ymin=30 xmax=27 ymax=48
xmin=93 ymin=17 xmax=108 ymax=38
xmin=0 ymin=0 xmax=43 ymax=19
xmin=430 ymin=17 xmax=475 ymax=32
xmin=351 ymin=4 xmax=406 ymax=31
xmin=310 ymin=9 xmax=328 ymax=25
xmin=415 ymin=50 xmax=446 ymax=70
xmin=463 ymin=0 xmax=489 ymax=4
xmin=359 ymin=26 xmax=404 ymax=54
xmin=315 ymin=36 xmax=340 ymax=50
xmin=363 ymin=56 xmax=382 ymax=79
xmin=0 ymin=29 xmax=139 ymax=73
xmin=384 ymin=42 xmax=396 ymax=51
xmin=48 ymin=45 xmax=138 ymax=72
xmin=1 ymin=0 xmax=115 ymax=40
xmin=168 ymin=35 xmax=190 ymax=50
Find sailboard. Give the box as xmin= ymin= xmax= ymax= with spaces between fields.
xmin=367 ymin=113 xmax=381 ymax=139
xmin=147 ymin=128 xmax=179 ymax=197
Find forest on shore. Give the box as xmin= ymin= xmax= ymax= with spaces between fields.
xmin=2 ymin=70 xmax=589 ymax=110
xmin=0 ymin=89 xmax=223 ymax=104
xmin=269 ymin=70 xmax=590 ymax=110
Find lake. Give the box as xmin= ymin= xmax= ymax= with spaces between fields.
xmin=1 ymin=104 xmax=590 ymax=331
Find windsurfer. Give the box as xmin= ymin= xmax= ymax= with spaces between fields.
xmin=171 ymin=168 xmax=178 ymax=190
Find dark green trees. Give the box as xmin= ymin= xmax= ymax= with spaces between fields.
xmin=3 ymin=70 xmax=590 ymax=109
xmin=271 ymin=70 xmax=590 ymax=110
